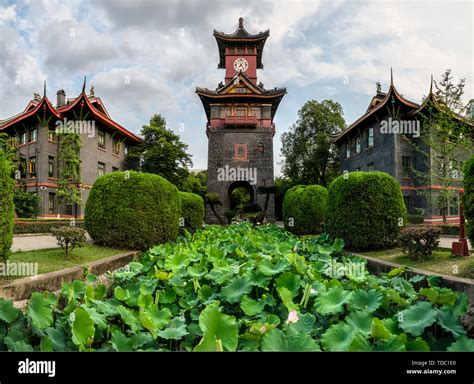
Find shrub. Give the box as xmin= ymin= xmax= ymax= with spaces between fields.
xmin=399 ymin=226 xmax=441 ymax=260
xmin=283 ymin=185 xmax=328 ymax=235
xmin=463 ymin=156 xmax=474 ymax=244
xmin=14 ymin=219 xmax=86 ymax=234
xmin=51 ymin=226 xmax=87 ymax=258
xmin=179 ymin=191 xmax=204 ymax=231
xmin=13 ymin=189 xmax=41 ymax=218
xmin=85 ymin=171 xmax=180 ymax=250
xmin=407 ymin=214 xmax=424 ymax=225
xmin=0 ymin=151 xmax=14 ymax=261
xmin=224 ymin=210 xmax=237 ymax=224
xmin=326 ymin=172 xmax=407 ymax=250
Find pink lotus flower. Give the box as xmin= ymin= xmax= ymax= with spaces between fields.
xmin=287 ymin=310 xmax=299 ymax=324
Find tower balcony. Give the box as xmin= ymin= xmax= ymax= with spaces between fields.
xmin=224 ymin=115 xmax=257 ymax=127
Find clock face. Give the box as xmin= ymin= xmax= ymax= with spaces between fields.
xmin=233 ymin=57 xmax=249 ymax=72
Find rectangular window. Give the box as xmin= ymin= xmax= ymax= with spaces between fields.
xmin=113 ymin=138 xmax=120 ymax=156
xmin=402 ymin=156 xmax=411 ymax=178
xmin=28 ymin=157 xmax=36 ymax=177
xmin=98 ymin=130 xmax=106 ymax=149
xmin=449 ymin=195 xmax=459 ymax=216
xmin=48 ymin=193 xmax=55 ymax=214
xmin=367 ymin=162 xmax=375 ymax=171
xmin=66 ymin=204 xmax=73 ymax=216
xmin=19 ymin=156 xmax=27 ymax=178
xmin=124 ymin=144 xmax=129 ymax=156
xmin=355 ymin=136 xmax=361 ymax=154
xmin=19 ymin=131 xmax=27 ymax=146
xmin=367 ymin=127 xmax=374 ymax=147
xmin=48 ymin=156 xmax=54 ymax=178
xmin=30 ymin=128 xmax=37 ymax=142
xmin=403 ymin=196 xmax=411 ymax=211
xmin=112 ymin=166 xmax=119 ymax=172
xmin=346 ymin=142 xmax=351 ymax=159
xmin=98 ymin=162 xmax=106 ymax=177
xmin=48 ymin=130 xmax=56 ymax=142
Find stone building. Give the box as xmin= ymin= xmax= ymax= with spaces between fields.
xmin=334 ymin=73 xmax=473 ymax=224
xmin=196 ymin=18 xmax=286 ymax=222
xmin=0 ymin=81 xmax=141 ymax=218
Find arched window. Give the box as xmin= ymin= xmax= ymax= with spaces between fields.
xmin=256 ymin=141 xmax=264 ymax=153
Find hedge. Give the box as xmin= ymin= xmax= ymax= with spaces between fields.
xmin=283 ymin=184 xmax=328 ymax=235
xmin=179 ymin=191 xmax=204 ymax=231
xmin=14 ymin=220 xmax=86 ymax=234
xmin=85 ymin=171 xmax=180 ymax=250
xmin=463 ymin=156 xmax=474 ymax=245
xmin=325 ymin=172 xmax=407 ymax=250
xmin=0 ymin=151 xmax=14 ymax=261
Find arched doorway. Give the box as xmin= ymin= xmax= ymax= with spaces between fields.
xmin=228 ymin=181 xmax=255 ymax=211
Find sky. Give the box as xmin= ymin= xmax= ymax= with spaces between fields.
xmin=0 ymin=0 xmax=472 ymax=174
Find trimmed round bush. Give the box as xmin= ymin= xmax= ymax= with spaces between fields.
xmin=283 ymin=184 xmax=328 ymax=235
xmin=0 ymin=151 xmax=14 ymax=261
xmin=463 ymin=155 xmax=474 ymax=244
xmin=85 ymin=171 xmax=180 ymax=250
xmin=179 ymin=191 xmax=204 ymax=231
xmin=325 ymin=172 xmax=407 ymax=250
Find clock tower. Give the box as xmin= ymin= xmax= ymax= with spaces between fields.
xmin=196 ymin=18 xmax=286 ymax=223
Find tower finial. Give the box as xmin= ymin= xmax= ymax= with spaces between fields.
xmin=82 ymin=76 xmax=86 ymax=93
xmin=429 ymin=74 xmax=433 ymax=94
xmin=239 ymin=17 xmax=244 ymax=28
xmin=43 ymin=80 xmax=46 ymax=98
xmin=390 ymin=67 xmax=394 ymax=87
xmin=376 ymin=81 xmax=381 ymax=93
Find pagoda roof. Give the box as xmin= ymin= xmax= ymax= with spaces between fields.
xmin=334 ymin=71 xmax=420 ymax=144
xmin=196 ymin=72 xmax=286 ymax=120
xmin=0 ymin=86 xmax=142 ymax=143
xmin=0 ymin=95 xmax=61 ymax=130
xmin=214 ymin=18 xmax=269 ymax=69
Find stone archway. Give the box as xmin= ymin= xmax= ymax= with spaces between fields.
xmin=227 ymin=180 xmax=255 ymax=211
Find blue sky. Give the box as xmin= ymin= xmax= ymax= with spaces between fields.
xmin=0 ymin=0 xmax=472 ymax=174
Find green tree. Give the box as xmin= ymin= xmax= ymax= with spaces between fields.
xmin=412 ymin=70 xmax=473 ymax=223
xmin=0 ymin=135 xmax=15 ymax=262
xmin=128 ymin=114 xmax=193 ymax=189
xmin=181 ymin=170 xmax=207 ymax=197
xmin=281 ymin=100 xmax=345 ymax=187
xmin=56 ymin=132 xmax=82 ymax=213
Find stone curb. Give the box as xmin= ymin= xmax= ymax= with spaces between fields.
xmin=356 ymin=253 xmax=474 ymax=305
xmin=0 ymin=251 xmax=137 ymax=301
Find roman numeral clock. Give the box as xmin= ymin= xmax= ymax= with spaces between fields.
xmin=196 ymin=17 xmax=286 ymax=223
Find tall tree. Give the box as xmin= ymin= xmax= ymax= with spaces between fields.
xmin=128 ymin=114 xmax=193 ymax=189
xmin=411 ymin=70 xmax=473 ymax=223
xmin=0 ymin=134 xmax=15 ymax=262
xmin=56 ymin=131 xmax=82 ymax=215
xmin=281 ymin=100 xmax=345 ymax=187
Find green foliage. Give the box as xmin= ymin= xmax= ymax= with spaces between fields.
xmin=13 ymin=189 xmax=41 ymax=218
xmin=283 ymin=184 xmax=328 ymax=235
xmin=85 ymin=171 xmax=180 ymax=250
xmin=398 ymin=226 xmax=441 ymax=260
xmin=0 ymin=148 xmax=14 ymax=262
xmin=1 ymin=223 xmax=472 ymax=352
xmin=56 ymin=131 xmax=82 ymax=206
xmin=14 ymin=219 xmax=86 ymax=234
xmin=463 ymin=155 xmax=474 ymax=244
xmin=50 ymin=226 xmax=87 ymax=258
xmin=281 ymin=100 xmax=345 ymax=187
xmin=326 ymin=172 xmax=407 ymax=250
xmin=127 ymin=114 xmax=193 ymax=189
xmin=180 ymin=171 xmax=207 ymax=198
xmin=407 ymin=215 xmax=424 ymax=225
xmin=179 ymin=191 xmax=204 ymax=232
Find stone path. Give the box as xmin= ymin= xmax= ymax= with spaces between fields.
xmin=12 ymin=234 xmax=92 ymax=252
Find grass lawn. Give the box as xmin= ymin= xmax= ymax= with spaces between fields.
xmin=360 ymin=247 xmax=474 ymax=279
xmin=1 ymin=244 xmax=128 ymax=282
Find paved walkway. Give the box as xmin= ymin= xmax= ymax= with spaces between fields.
xmin=439 ymin=237 xmax=472 ymax=250
xmin=12 ymin=234 xmax=91 ymax=252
